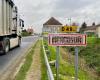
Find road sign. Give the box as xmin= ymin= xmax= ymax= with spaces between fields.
xmin=48 ymin=33 xmax=87 ymax=46
xmin=60 ymin=26 xmax=77 ymax=32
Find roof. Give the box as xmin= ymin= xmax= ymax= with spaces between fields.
xmin=85 ymin=24 xmax=100 ymax=30
xmin=85 ymin=26 xmax=96 ymax=30
xmin=43 ymin=17 xmax=62 ymax=25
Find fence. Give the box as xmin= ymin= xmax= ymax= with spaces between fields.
xmin=42 ymin=39 xmax=54 ymax=80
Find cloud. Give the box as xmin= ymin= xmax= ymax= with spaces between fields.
xmin=14 ymin=0 xmax=57 ymax=32
xmin=51 ymin=0 xmax=100 ymax=25
xmin=14 ymin=0 xmax=100 ymax=33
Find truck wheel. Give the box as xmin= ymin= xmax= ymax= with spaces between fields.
xmin=3 ymin=39 xmax=10 ymax=54
xmin=17 ymin=38 xmax=21 ymax=47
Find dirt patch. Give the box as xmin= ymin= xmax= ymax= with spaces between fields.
xmin=25 ymin=43 xmax=41 ymax=80
xmin=60 ymin=47 xmax=74 ymax=64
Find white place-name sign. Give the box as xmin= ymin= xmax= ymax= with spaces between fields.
xmin=48 ymin=33 xmax=87 ymax=46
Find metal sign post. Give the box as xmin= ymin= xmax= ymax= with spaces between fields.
xmin=56 ymin=46 xmax=59 ymax=80
xmin=75 ymin=47 xmax=79 ymax=80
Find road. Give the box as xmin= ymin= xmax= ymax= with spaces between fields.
xmin=0 ymin=36 xmax=39 ymax=80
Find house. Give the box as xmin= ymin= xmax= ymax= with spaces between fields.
xmin=84 ymin=26 xmax=96 ymax=33
xmin=42 ymin=17 xmax=62 ymax=34
xmin=84 ymin=24 xmax=100 ymax=38
xmin=27 ymin=27 xmax=34 ymax=34
xmin=96 ymin=24 xmax=100 ymax=38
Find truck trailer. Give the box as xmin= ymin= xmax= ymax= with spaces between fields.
xmin=0 ymin=0 xmax=24 ymax=54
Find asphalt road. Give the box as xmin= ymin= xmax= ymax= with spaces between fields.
xmin=0 ymin=36 xmax=39 ymax=79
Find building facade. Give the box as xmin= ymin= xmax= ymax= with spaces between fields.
xmin=84 ymin=24 xmax=100 ymax=38
xmin=42 ymin=17 xmax=62 ymax=35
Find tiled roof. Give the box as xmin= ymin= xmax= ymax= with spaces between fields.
xmin=85 ymin=26 xmax=96 ymax=30
xmin=85 ymin=24 xmax=100 ymax=31
xmin=43 ymin=17 xmax=62 ymax=25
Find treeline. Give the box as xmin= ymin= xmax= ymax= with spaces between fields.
xmin=21 ymin=28 xmax=34 ymax=37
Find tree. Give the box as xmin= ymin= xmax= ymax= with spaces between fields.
xmin=79 ymin=22 xmax=87 ymax=33
xmin=92 ymin=22 xmax=95 ymax=26
xmin=22 ymin=29 xmax=27 ymax=32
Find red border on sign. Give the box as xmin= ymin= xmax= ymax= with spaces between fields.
xmin=48 ymin=33 xmax=87 ymax=46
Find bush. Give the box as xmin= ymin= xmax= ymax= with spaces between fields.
xmin=21 ymin=32 xmax=31 ymax=37
xmin=65 ymin=37 xmax=100 ymax=78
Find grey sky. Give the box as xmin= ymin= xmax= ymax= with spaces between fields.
xmin=14 ymin=0 xmax=100 ymax=33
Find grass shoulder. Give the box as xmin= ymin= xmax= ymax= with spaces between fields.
xmin=40 ymin=40 xmax=48 ymax=80
xmin=14 ymin=41 xmax=38 ymax=80
xmin=43 ymin=39 xmax=96 ymax=80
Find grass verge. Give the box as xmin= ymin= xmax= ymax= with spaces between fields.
xmin=14 ymin=41 xmax=38 ymax=80
xmin=43 ymin=39 xmax=96 ymax=80
xmin=49 ymin=46 xmax=93 ymax=80
xmin=41 ymin=40 xmax=48 ymax=80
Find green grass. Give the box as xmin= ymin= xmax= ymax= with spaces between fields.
xmin=80 ymin=38 xmax=100 ymax=79
xmin=41 ymin=41 xmax=48 ymax=80
xmin=15 ymin=41 xmax=38 ymax=80
xmin=48 ymin=46 xmax=56 ymax=61
xmin=65 ymin=37 xmax=100 ymax=79
xmin=59 ymin=51 xmax=93 ymax=80
xmin=59 ymin=61 xmax=90 ymax=80
xmin=43 ymin=39 xmax=96 ymax=80
xmin=21 ymin=32 xmax=32 ymax=37
xmin=87 ymin=37 xmax=100 ymax=44
xmin=15 ymin=40 xmax=49 ymax=80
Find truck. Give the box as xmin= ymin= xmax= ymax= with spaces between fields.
xmin=0 ymin=0 xmax=24 ymax=54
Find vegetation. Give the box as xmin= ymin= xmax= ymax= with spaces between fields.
xmin=15 ymin=40 xmax=48 ymax=80
xmin=66 ymin=37 xmax=100 ymax=79
xmin=79 ymin=22 xmax=87 ymax=33
xmin=86 ymin=32 xmax=97 ymax=37
xmin=21 ymin=31 xmax=31 ymax=37
xmin=43 ymin=39 xmax=97 ymax=80
xmin=49 ymin=46 xmax=94 ymax=80
xmin=41 ymin=41 xmax=48 ymax=80
xmin=79 ymin=38 xmax=100 ymax=76
xmin=15 ymin=41 xmax=37 ymax=80
xmin=42 ymin=32 xmax=48 ymax=35
xmin=21 ymin=29 xmax=33 ymax=37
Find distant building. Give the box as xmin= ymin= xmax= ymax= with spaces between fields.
xmin=27 ymin=28 xmax=34 ymax=34
xmin=96 ymin=24 xmax=100 ymax=38
xmin=42 ymin=17 xmax=62 ymax=34
xmin=84 ymin=24 xmax=100 ymax=38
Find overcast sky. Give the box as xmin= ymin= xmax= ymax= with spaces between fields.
xmin=14 ymin=0 xmax=100 ymax=33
